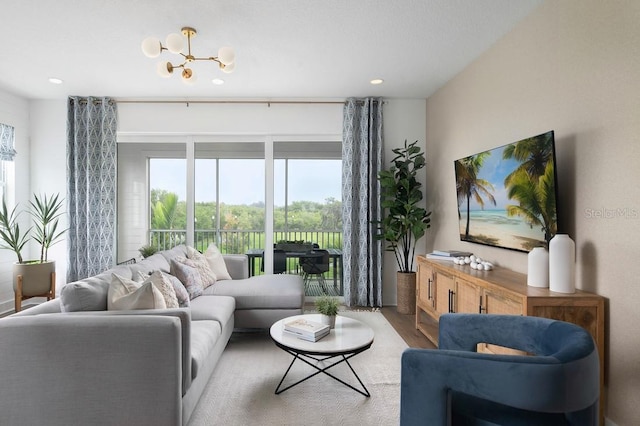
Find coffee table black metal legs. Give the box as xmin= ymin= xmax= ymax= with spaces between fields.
xmin=274 ymin=345 xmax=370 ymax=397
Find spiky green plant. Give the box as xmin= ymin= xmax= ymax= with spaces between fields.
xmin=29 ymin=193 xmax=66 ymax=262
xmin=0 ymin=193 xmax=66 ymax=264
xmin=0 ymin=199 xmax=30 ymax=263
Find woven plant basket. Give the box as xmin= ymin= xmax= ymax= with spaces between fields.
xmin=397 ymin=271 xmax=416 ymax=315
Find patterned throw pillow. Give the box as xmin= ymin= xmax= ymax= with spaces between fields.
xmin=164 ymin=272 xmax=190 ymax=307
xmin=186 ymin=246 xmax=218 ymax=288
xmin=135 ymin=271 xmax=180 ymax=309
xmin=204 ymin=243 xmax=233 ymax=281
xmin=109 ymin=273 xmax=167 ymax=310
xmin=149 ymin=271 xmax=180 ymax=309
xmin=171 ymin=257 xmax=204 ymax=300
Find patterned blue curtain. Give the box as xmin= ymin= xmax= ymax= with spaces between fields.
xmin=66 ymin=96 xmax=117 ymax=281
xmin=342 ymin=98 xmax=383 ymax=307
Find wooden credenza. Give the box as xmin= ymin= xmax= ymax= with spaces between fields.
xmin=415 ymin=255 xmax=606 ymax=424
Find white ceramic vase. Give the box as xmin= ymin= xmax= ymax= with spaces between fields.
xmin=320 ymin=314 xmax=336 ymax=329
xmin=549 ymin=234 xmax=576 ymax=293
xmin=527 ymin=247 xmax=549 ymax=288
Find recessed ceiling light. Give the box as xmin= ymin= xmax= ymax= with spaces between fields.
xmin=48 ymin=77 xmax=63 ymax=84
xmin=370 ymin=79 xmax=384 ymax=85
xmin=211 ymin=78 xmax=225 ymax=85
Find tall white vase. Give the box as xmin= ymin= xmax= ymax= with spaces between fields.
xmin=549 ymin=234 xmax=576 ymax=293
xmin=527 ymin=247 xmax=549 ymax=288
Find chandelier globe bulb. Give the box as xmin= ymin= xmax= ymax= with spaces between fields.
xmin=217 ymin=47 xmax=235 ymax=65
xmin=156 ymin=62 xmax=172 ymax=78
xmin=141 ymin=37 xmax=162 ymax=58
xmin=166 ymin=33 xmax=184 ymax=54
xmin=220 ymin=61 xmax=235 ymax=74
xmin=182 ymin=68 xmax=197 ymax=84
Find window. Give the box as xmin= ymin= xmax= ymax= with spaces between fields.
xmin=117 ymin=138 xmax=343 ymax=273
xmin=149 ymin=158 xmax=187 ymax=249
xmin=0 ymin=123 xmax=16 ymax=201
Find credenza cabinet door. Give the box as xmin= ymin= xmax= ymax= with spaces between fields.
xmin=434 ymin=272 xmax=455 ymax=316
xmin=455 ymin=278 xmax=482 ymax=314
xmin=417 ymin=262 xmax=435 ymax=310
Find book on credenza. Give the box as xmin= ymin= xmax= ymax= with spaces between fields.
xmin=284 ymin=318 xmax=330 ymax=339
xmin=431 ymin=250 xmax=473 ymax=257
xmin=283 ymin=327 xmax=330 ymax=342
xmin=426 ymin=253 xmax=459 ymax=262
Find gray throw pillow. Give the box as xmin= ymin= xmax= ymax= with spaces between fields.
xmin=60 ymin=281 xmax=110 ymax=312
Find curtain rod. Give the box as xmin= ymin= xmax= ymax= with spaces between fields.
xmin=113 ymin=99 xmax=382 ymax=106
xmin=70 ymin=98 xmax=384 ymax=106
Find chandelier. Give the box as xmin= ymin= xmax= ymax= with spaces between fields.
xmin=141 ymin=27 xmax=235 ymax=84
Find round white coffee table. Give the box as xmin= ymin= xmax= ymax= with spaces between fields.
xmin=270 ymin=314 xmax=374 ymax=396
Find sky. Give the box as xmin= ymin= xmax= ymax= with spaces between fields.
xmin=150 ymin=159 xmax=342 ymax=205
xmin=459 ymin=144 xmax=521 ymax=211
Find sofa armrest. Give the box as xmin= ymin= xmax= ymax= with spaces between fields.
xmin=0 ymin=314 xmax=183 ymax=426
xmin=59 ymin=308 xmax=192 ymax=394
xmin=223 ymin=254 xmax=249 ymax=279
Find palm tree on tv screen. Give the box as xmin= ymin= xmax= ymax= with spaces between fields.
xmin=502 ymin=133 xmax=557 ymax=244
xmin=456 ymin=152 xmax=496 ymax=238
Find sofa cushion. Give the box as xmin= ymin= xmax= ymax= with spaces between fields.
xmin=204 ymin=243 xmax=233 ymax=281
xmin=205 ymin=274 xmax=304 ymax=310
xmin=190 ymin=320 xmax=222 ymax=380
xmin=186 ymin=246 xmax=218 ymax=287
xmin=108 ymin=274 xmax=167 ymax=310
xmin=171 ymin=258 xmax=204 ymax=299
xmin=189 ymin=295 xmax=236 ymax=331
xmin=160 ymin=244 xmax=188 ymax=263
xmin=130 ymin=253 xmax=171 ymax=276
xmin=164 ymin=273 xmax=190 ymax=307
xmin=60 ymin=280 xmax=110 ymax=312
xmin=150 ymin=271 xmax=180 ymax=309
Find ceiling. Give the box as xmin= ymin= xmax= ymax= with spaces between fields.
xmin=0 ymin=0 xmax=543 ymax=101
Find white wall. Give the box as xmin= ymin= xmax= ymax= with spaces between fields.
xmin=0 ymin=90 xmax=31 ymax=313
xmin=424 ymin=1 xmax=640 ymax=424
xmin=381 ymin=99 xmax=428 ymax=305
xmin=29 ymin=101 xmax=68 ymax=291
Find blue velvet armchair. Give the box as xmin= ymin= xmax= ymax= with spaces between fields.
xmin=400 ymin=314 xmax=600 ymax=426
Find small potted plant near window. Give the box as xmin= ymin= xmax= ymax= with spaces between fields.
xmin=138 ymin=244 xmax=158 ymax=259
xmin=0 ymin=193 xmax=66 ymax=312
xmin=315 ymin=295 xmax=340 ymax=329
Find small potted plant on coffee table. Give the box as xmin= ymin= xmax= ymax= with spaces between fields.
xmin=315 ymin=295 xmax=340 ymax=329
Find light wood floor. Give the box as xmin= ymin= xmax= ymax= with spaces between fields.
xmin=380 ymin=306 xmax=436 ymax=349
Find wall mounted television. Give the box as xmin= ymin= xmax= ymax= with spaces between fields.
xmin=454 ymin=130 xmax=558 ymax=252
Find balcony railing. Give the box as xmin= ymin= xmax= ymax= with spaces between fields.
xmin=149 ymin=229 xmax=342 ymax=253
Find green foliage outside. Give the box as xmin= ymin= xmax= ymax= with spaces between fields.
xmin=149 ymin=190 xmax=343 ymax=255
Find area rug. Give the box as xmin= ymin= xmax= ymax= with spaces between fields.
xmin=188 ymin=311 xmax=408 ymax=426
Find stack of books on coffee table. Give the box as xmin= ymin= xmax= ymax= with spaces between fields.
xmin=283 ymin=318 xmax=330 ymax=342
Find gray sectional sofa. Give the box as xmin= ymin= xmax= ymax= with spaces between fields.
xmin=0 ymin=244 xmax=304 ymax=426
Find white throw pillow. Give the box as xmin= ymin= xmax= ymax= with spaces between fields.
xmin=204 ymin=243 xmax=232 ymax=281
xmin=109 ymin=273 xmax=167 ymax=310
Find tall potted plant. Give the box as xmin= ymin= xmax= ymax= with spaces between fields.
xmin=0 ymin=193 xmax=66 ymax=312
xmin=375 ymin=140 xmax=431 ymax=314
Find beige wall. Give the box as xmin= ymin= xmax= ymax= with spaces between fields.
xmin=424 ymin=1 xmax=640 ymax=424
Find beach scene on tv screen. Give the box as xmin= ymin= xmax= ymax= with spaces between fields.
xmin=455 ymin=131 xmax=557 ymax=252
